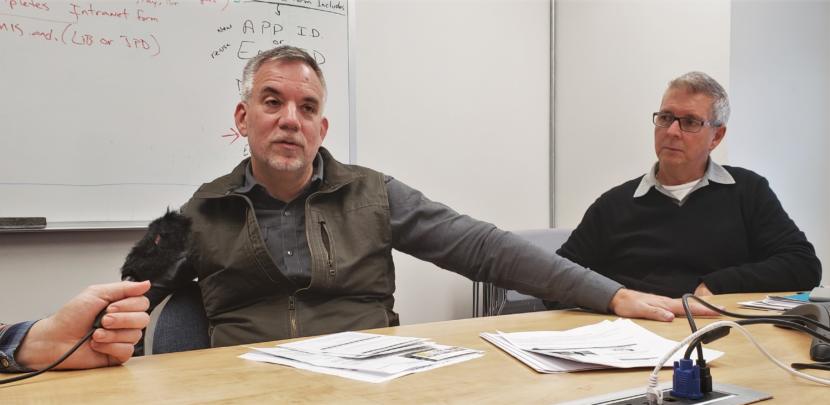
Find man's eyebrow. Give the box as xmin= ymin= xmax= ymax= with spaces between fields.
xmin=680 ymin=113 xmax=705 ymax=121
xmin=260 ymin=86 xmax=282 ymax=97
xmin=659 ymin=109 xmax=704 ymax=120
xmin=302 ymin=96 xmax=321 ymax=105
xmin=259 ymin=86 xmax=320 ymax=105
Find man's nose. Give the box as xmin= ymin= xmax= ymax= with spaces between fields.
xmin=279 ymin=103 xmax=301 ymax=131
xmin=666 ymin=119 xmax=683 ymax=137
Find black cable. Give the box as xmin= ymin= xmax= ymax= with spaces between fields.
xmin=682 ymin=294 xmax=830 ymax=333
xmin=683 ymin=317 xmax=830 ymax=359
xmin=0 ymin=328 xmax=95 ymax=385
xmin=678 ymin=294 xmax=830 ymax=395
xmin=792 ymin=362 xmax=830 ymax=371
xmin=681 ymin=294 xmax=830 ymax=376
xmin=0 ymin=310 xmax=106 ymax=386
xmin=681 ymin=294 xmax=705 ymax=363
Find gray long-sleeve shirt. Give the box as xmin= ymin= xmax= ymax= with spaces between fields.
xmin=237 ymin=154 xmax=623 ymax=313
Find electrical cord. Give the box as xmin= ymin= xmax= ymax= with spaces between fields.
xmin=0 ymin=310 xmax=105 ymax=386
xmin=680 ymin=294 xmax=830 ymax=361
xmin=680 ymin=294 xmax=705 ymax=363
xmin=647 ymin=295 xmax=830 ymax=404
xmin=645 ymin=320 xmax=830 ymax=405
xmin=683 ymin=317 xmax=830 ymax=359
xmin=681 ymin=294 xmax=830 ymax=333
xmin=792 ymin=361 xmax=830 ymax=371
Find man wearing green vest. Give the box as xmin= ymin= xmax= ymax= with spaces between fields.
xmin=177 ymin=46 xmax=716 ymax=347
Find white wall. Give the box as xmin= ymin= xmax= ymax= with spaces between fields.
xmin=0 ymin=231 xmax=144 ymax=324
xmin=354 ymin=0 xmax=552 ymax=324
xmin=729 ymin=0 xmax=830 ymax=282
xmin=554 ymin=0 xmax=731 ymax=227
xmin=1 ymin=0 xmax=552 ymax=326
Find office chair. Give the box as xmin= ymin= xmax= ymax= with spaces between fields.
xmin=144 ymin=281 xmax=210 ymax=355
xmin=477 ymin=228 xmax=573 ymax=316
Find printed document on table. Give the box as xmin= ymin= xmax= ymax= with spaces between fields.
xmin=277 ymin=331 xmax=430 ymax=358
xmin=480 ymin=332 xmax=605 ymax=373
xmin=240 ymin=332 xmax=483 ymax=383
xmin=483 ymin=319 xmax=723 ymax=370
xmin=738 ymin=295 xmax=805 ymax=311
xmin=240 ymin=349 xmax=482 ymax=383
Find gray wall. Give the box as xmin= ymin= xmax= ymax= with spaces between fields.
xmin=729 ymin=0 xmax=830 ymax=281
xmin=554 ymin=0 xmax=731 ymax=227
xmin=0 ymin=231 xmax=144 ymax=324
xmin=353 ymin=0 xmax=552 ymax=324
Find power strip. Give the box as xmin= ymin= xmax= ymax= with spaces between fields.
xmin=556 ymin=383 xmax=771 ymax=405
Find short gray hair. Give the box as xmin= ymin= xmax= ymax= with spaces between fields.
xmin=668 ymin=71 xmax=730 ymax=126
xmin=239 ymin=45 xmax=327 ymax=101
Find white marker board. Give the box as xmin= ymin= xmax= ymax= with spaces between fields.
xmin=0 ymin=0 xmax=352 ymax=228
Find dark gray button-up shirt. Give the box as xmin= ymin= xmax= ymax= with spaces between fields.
xmin=234 ymin=155 xmax=325 ymax=289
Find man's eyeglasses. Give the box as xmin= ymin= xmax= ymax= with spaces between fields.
xmin=652 ymin=112 xmax=717 ymax=133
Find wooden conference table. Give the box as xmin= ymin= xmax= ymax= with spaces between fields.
xmin=4 ymin=293 xmax=826 ymax=403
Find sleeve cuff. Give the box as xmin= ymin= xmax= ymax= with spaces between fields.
xmin=0 ymin=320 xmax=38 ymax=373
xmin=576 ymin=272 xmax=624 ymax=313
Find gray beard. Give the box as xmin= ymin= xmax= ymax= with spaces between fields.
xmin=266 ymin=155 xmax=305 ymax=172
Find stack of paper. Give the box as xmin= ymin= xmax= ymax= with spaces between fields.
xmin=240 ymin=331 xmax=483 ymax=383
xmin=481 ymin=319 xmax=723 ymax=373
xmin=738 ymin=294 xmax=808 ymax=311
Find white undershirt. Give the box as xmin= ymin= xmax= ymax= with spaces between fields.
xmin=660 ymin=178 xmax=701 ymax=201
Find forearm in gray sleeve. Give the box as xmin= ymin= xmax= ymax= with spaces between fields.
xmin=385 ymin=176 xmax=623 ymax=313
xmin=475 ymin=231 xmax=623 ymax=312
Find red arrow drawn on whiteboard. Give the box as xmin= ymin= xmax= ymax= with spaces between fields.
xmin=222 ymin=127 xmax=242 ymax=144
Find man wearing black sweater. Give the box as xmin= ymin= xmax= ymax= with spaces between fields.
xmin=557 ymin=72 xmax=821 ymax=298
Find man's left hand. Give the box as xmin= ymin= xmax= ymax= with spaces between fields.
xmin=608 ymin=288 xmax=720 ymax=322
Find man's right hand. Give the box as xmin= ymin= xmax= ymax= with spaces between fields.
xmin=16 ymin=281 xmax=151 ymax=370
xmin=607 ymin=288 xmax=720 ymax=322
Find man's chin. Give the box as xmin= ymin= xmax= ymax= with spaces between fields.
xmin=266 ymin=157 xmax=305 ymax=172
xmin=658 ymin=152 xmax=685 ymax=164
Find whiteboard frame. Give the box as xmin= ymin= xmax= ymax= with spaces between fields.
xmin=348 ymin=0 xmax=358 ymax=164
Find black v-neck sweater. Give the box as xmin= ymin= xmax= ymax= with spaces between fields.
xmin=558 ymin=166 xmax=821 ymax=298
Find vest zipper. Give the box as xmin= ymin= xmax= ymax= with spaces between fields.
xmin=319 ymin=220 xmax=335 ymax=277
xmin=288 ymin=295 xmax=298 ymax=338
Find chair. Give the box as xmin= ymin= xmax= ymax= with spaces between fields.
xmin=478 ymin=228 xmax=573 ymax=316
xmin=144 ymin=281 xmax=211 ymax=355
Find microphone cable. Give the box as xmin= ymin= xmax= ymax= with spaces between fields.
xmin=0 ymin=310 xmax=106 ymax=386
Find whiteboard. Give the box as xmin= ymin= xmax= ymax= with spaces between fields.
xmin=0 ymin=0 xmax=352 ymax=228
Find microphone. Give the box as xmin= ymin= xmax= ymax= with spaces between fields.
xmin=121 ymin=210 xmax=195 ymax=312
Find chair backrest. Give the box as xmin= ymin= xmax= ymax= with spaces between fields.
xmin=513 ymin=228 xmax=572 ymax=252
xmin=144 ymin=281 xmax=210 ymax=355
xmin=482 ymin=228 xmax=572 ymax=316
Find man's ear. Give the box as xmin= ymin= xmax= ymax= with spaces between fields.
xmin=234 ymin=102 xmax=248 ymax=137
xmin=319 ymin=117 xmax=329 ymax=142
xmin=710 ymin=125 xmax=726 ymax=151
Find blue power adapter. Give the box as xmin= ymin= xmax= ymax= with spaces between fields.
xmin=670 ymin=358 xmax=703 ymax=399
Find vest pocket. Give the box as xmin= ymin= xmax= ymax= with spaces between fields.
xmin=320 ymin=220 xmax=336 ymax=278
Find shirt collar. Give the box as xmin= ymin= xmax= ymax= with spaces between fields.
xmin=633 ymin=158 xmax=735 ymax=199
xmin=235 ymin=152 xmax=325 ymax=194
